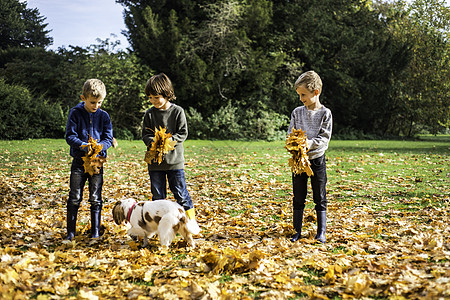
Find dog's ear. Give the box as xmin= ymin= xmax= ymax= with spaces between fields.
xmin=112 ymin=201 xmax=125 ymax=225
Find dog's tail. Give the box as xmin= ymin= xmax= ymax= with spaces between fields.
xmin=186 ymin=218 xmax=201 ymax=235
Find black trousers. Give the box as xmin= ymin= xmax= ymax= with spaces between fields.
xmin=292 ymin=155 xmax=327 ymax=212
xmin=68 ymin=158 xmax=103 ymax=209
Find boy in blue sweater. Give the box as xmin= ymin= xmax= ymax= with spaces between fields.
xmin=288 ymin=71 xmax=332 ymax=243
xmin=65 ymin=79 xmax=113 ymax=240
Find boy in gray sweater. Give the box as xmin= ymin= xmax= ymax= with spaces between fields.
xmin=288 ymin=71 xmax=333 ymax=243
xmin=142 ymin=73 xmax=198 ymax=224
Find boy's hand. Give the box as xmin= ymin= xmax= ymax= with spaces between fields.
xmin=80 ymin=142 xmax=90 ymax=152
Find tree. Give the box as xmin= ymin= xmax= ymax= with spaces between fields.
xmin=0 ymin=46 xmax=87 ymax=109
xmin=118 ymin=0 xmax=210 ymax=111
xmin=0 ymin=39 xmax=152 ymax=139
xmin=118 ymin=0 xmax=287 ymax=136
xmin=271 ymin=0 xmax=411 ymax=136
xmin=82 ymin=39 xmax=152 ymax=139
xmin=378 ymin=0 xmax=450 ymax=135
xmin=0 ymin=1 xmax=151 ymax=140
xmin=119 ymin=0 xmax=417 ymax=138
xmin=0 ymin=0 xmax=53 ymax=49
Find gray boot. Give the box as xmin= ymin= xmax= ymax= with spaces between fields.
xmin=315 ymin=211 xmax=326 ymax=243
xmin=290 ymin=209 xmax=304 ymax=242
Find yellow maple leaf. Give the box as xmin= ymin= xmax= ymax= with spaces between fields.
xmin=344 ymin=273 xmax=372 ymax=297
xmin=200 ymin=248 xmax=264 ymax=275
xmin=324 ymin=265 xmax=336 ymax=283
xmin=285 ymin=128 xmax=313 ymax=176
xmin=81 ymin=136 xmax=106 ymax=176
xmin=144 ymin=126 xmax=177 ymax=165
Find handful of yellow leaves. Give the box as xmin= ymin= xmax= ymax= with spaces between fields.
xmin=285 ymin=128 xmax=314 ymax=176
xmin=81 ymin=136 xmax=106 ymax=176
xmin=144 ymin=126 xmax=177 ymax=165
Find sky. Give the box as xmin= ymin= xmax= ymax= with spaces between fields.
xmin=24 ymin=0 xmax=130 ymax=50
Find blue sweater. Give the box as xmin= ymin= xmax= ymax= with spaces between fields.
xmin=65 ymin=102 xmax=113 ymax=159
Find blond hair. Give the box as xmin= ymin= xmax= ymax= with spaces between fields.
xmin=295 ymin=71 xmax=322 ymax=94
xmin=82 ymin=79 xmax=106 ymax=99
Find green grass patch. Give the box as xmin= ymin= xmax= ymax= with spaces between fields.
xmin=298 ymin=266 xmax=325 ymax=286
xmin=226 ymin=209 xmax=246 ymax=217
xmin=219 ymin=274 xmax=233 ymax=283
xmin=172 ymin=253 xmax=187 ymax=260
xmin=0 ymin=138 xmax=448 ymax=214
xmin=129 ymin=278 xmax=154 ymax=287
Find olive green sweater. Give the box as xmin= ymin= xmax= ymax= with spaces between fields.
xmin=142 ymin=104 xmax=188 ymax=170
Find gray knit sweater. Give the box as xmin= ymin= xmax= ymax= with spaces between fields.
xmin=288 ymin=105 xmax=333 ymax=160
xmin=142 ymin=104 xmax=188 ymax=170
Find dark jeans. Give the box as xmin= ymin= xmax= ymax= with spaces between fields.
xmin=68 ymin=158 xmax=103 ymax=210
xmin=149 ymin=169 xmax=193 ymax=211
xmin=292 ymin=155 xmax=327 ymax=212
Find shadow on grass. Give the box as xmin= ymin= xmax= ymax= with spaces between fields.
xmin=329 ymin=142 xmax=449 ymax=155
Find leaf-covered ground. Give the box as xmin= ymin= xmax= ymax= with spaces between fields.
xmin=0 ymin=139 xmax=449 ymax=299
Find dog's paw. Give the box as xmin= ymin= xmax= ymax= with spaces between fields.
xmin=186 ymin=219 xmax=201 ymax=235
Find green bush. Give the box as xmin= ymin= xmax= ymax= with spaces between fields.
xmin=114 ymin=127 xmax=135 ymax=140
xmin=185 ymin=107 xmax=206 ymax=139
xmin=185 ymin=101 xmax=288 ymax=141
xmin=333 ymin=126 xmax=379 ymax=140
xmin=240 ymin=108 xmax=288 ymax=141
xmin=207 ymin=102 xmax=244 ymax=140
xmin=0 ymin=79 xmax=65 ymax=140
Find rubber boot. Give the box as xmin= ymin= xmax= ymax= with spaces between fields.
xmin=185 ymin=208 xmax=201 ymax=235
xmin=185 ymin=207 xmax=196 ymax=220
xmin=290 ymin=209 xmax=304 ymax=242
xmin=315 ymin=211 xmax=326 ymax=243
xmin=66 ymin=204 xmax=78 ymax=240
xmin=90 ymin=207 xmax=102 ymax=238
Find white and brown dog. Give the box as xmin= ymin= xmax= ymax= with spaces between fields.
xmin=112 ymin=198 xmax=200 ymax=248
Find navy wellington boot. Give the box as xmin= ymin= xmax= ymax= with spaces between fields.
xmin=66 ymin=204 xmax=78 ymax=240
xmin=90 ymin=207 xmax=102 ymax=238
xmin=315 ymin=211 xmax=326 ymax=243
xmin=290 ymin=209 xmax=304 ymax=242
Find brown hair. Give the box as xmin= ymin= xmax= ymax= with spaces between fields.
xmin=144 ymin=73 xmax=176 ymax=101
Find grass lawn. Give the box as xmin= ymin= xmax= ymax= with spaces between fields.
xmin=3 ymin=137 xmax=447 ymax=210
xmin=0 ymin=137 xmax=449 ymax=299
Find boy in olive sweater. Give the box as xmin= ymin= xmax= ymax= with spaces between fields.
xmin=142 ymin=73 xmax=198 ymax=225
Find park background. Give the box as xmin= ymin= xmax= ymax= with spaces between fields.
xmin=1 ymin=0 xmax=449 ymax=141
xmin=0 ymin=0 xmax=449 ymax=299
